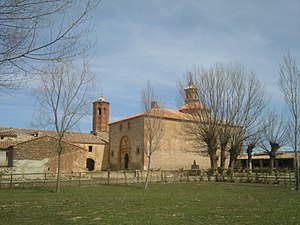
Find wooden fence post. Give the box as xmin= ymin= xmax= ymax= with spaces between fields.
xmin=136 ymin=170 xmax=140 ymax=183
xmin=141 ymin=170 xmax=143 ymax=183
xmin=180 ymin=170 xmax=183 ymax=182
xmin=187 ymin=170 xmax=189 ymax=182
xmin=44 ymin=173 xmax=47 ymax=187
xmin=10 ymin=173 xmax=13 ymax=188
xmin=107 ymin=170 xmax=110 ymax=185
xmin=275 ymin=171 xmax=278 ymax=183
xmin=79 ymin=172 xmax=82 ymax=186
xmin=116 ymin=170 xmax=119 ymax=184
xmin=124 ymin=170 xmax=127 ymax=185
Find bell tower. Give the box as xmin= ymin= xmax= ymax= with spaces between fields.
xmin=92 ymin=95 xmax=110 ymax=132
xmin=184 ymin=80 xmax=198 ymax=103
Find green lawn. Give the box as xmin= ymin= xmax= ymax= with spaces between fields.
xmin=0 ymin=182 xmax=299 ymax=225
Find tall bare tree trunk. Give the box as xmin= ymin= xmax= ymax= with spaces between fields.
xmin=220 ymin=143 xmax=227 ymax=176
xmin=56 ymin=139 xmax=63 ymax=193
xmin=247 ymin=154 xmax=252 ymax=170
xmin=207 ymin=138 xmax=218 ymax=170
xmin=144 ymin=155 xmax=151 ymax=189
xmin=56 ymin=152 xmax=62 ymax=193
xmin=209 ymin=153 xmax=218 ymax=170
xmin=246 ymin=144 xmax=255 ymax=171
xmin=229 ymin=147 xmax=238 ymax=172
xmin=294 ymin=126 xmax=299 ymax=190
xmin=295 ymin=150 xmax=299 ymax=190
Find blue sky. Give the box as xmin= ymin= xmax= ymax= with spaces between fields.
xmin=1 ymin=0 xmax=300 ymax=132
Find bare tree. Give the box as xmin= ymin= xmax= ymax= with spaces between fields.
xmin=141 ymin=81 xmax=164 ymax=189
xmin=33 ymin=60 xmax=94 ymax=193
xmin=178 ymin=72 xmax=218 ymax=170
xmin=178 ymin=63 xmax=267 ymax=172
xmin=278 ymin=51 xmax=300 ymax=190
xmin=228 ymin=73 xmax=267 ymax=171
xmin=244 ymin=124 xmax=265 ymax=170
xmin=261 ymin=110 xmax=287 ymax=170
xmin=0 ymin=0 xmax=100 ymax=91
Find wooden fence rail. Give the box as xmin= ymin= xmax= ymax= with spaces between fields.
xmin=0 ymin=169 xmax=297 ymax=189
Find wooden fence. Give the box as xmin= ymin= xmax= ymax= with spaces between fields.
xmin=0 ymin=169 xmax=297 ymax=189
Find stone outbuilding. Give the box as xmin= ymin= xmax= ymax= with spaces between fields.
xmin=13 ymin=135 xmax=86 ymax=173
xmin=0 ymin=129 xmax=110 ymax=173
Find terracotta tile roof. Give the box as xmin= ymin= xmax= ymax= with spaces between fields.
xmin=0 ymin=127 xmax=108 ymax=144
xmin=14 ymin=135 xmax=86 ymax=150
xmin=0 ymin=129 xmax=17 ymax=137
xmin=110 ymin=106 xmax=194 ymax=124
xmin=38 ymin=131 xmax=109 ymax=144
xmin=110 ymin=112 xmax=144 ymax=124
xmin=178 ymin=102 xmax=209 ymax=111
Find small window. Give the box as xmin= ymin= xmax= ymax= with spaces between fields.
xmin=128 ymin=122 xmax=130 ymax=130
xmin=1 ymin=137 xmax=3 ymax=140
xmin=98 ymin=107 xmax=101 ymax=115
xmin=88 ymin=146 xmax=93 ymax=152
xmin=136 ymin=147 xmax=140 ymax=154
xmin=120 ymin=124 xmax=123 ymax=131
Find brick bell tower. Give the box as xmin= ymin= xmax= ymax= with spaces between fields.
xmin=92 ymin=95 xmax=110 ymax=133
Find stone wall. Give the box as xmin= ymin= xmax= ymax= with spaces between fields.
xmin=13 ymin=159 xmax=49 ymax=173
xmin=13 ymin=136 xmax=87 ymax=173
xmin=109 ymin=117 xmax=145 ymax=170
xmin=79 ymin=143 xmax=110 ymax=170
xmin=0 ymin=150 xmax=7 ymax=166
xmin=45 ymin=150 xmax=86 ymax=173
xmin=109 ymin=116 xmax=214 ymax=171
xmin=149 ymin=119 xmax=211 ymax=170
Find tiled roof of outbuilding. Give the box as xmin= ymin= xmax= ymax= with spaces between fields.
xmin=0 ymin=127 xmax=108 ymax=144
xmin=237 ymin=152 xmax=297 ymax=159
xmin=0 ymin=129 xmax=17 ymax=137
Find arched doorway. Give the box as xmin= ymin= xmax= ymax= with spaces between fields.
xmin=86 ymin=158 xmax=95 ymax=171
xmin=124 ymin=153 xmax=129 ymax=169
xmin=119 ymin=136 xmax=131 ymax=170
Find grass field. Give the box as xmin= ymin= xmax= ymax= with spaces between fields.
xmin=0 ymin=182 xmax=299 ymax=225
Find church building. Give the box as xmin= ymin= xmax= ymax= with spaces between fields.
xmin=108 ymin=82 xmax=212 ymax=170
